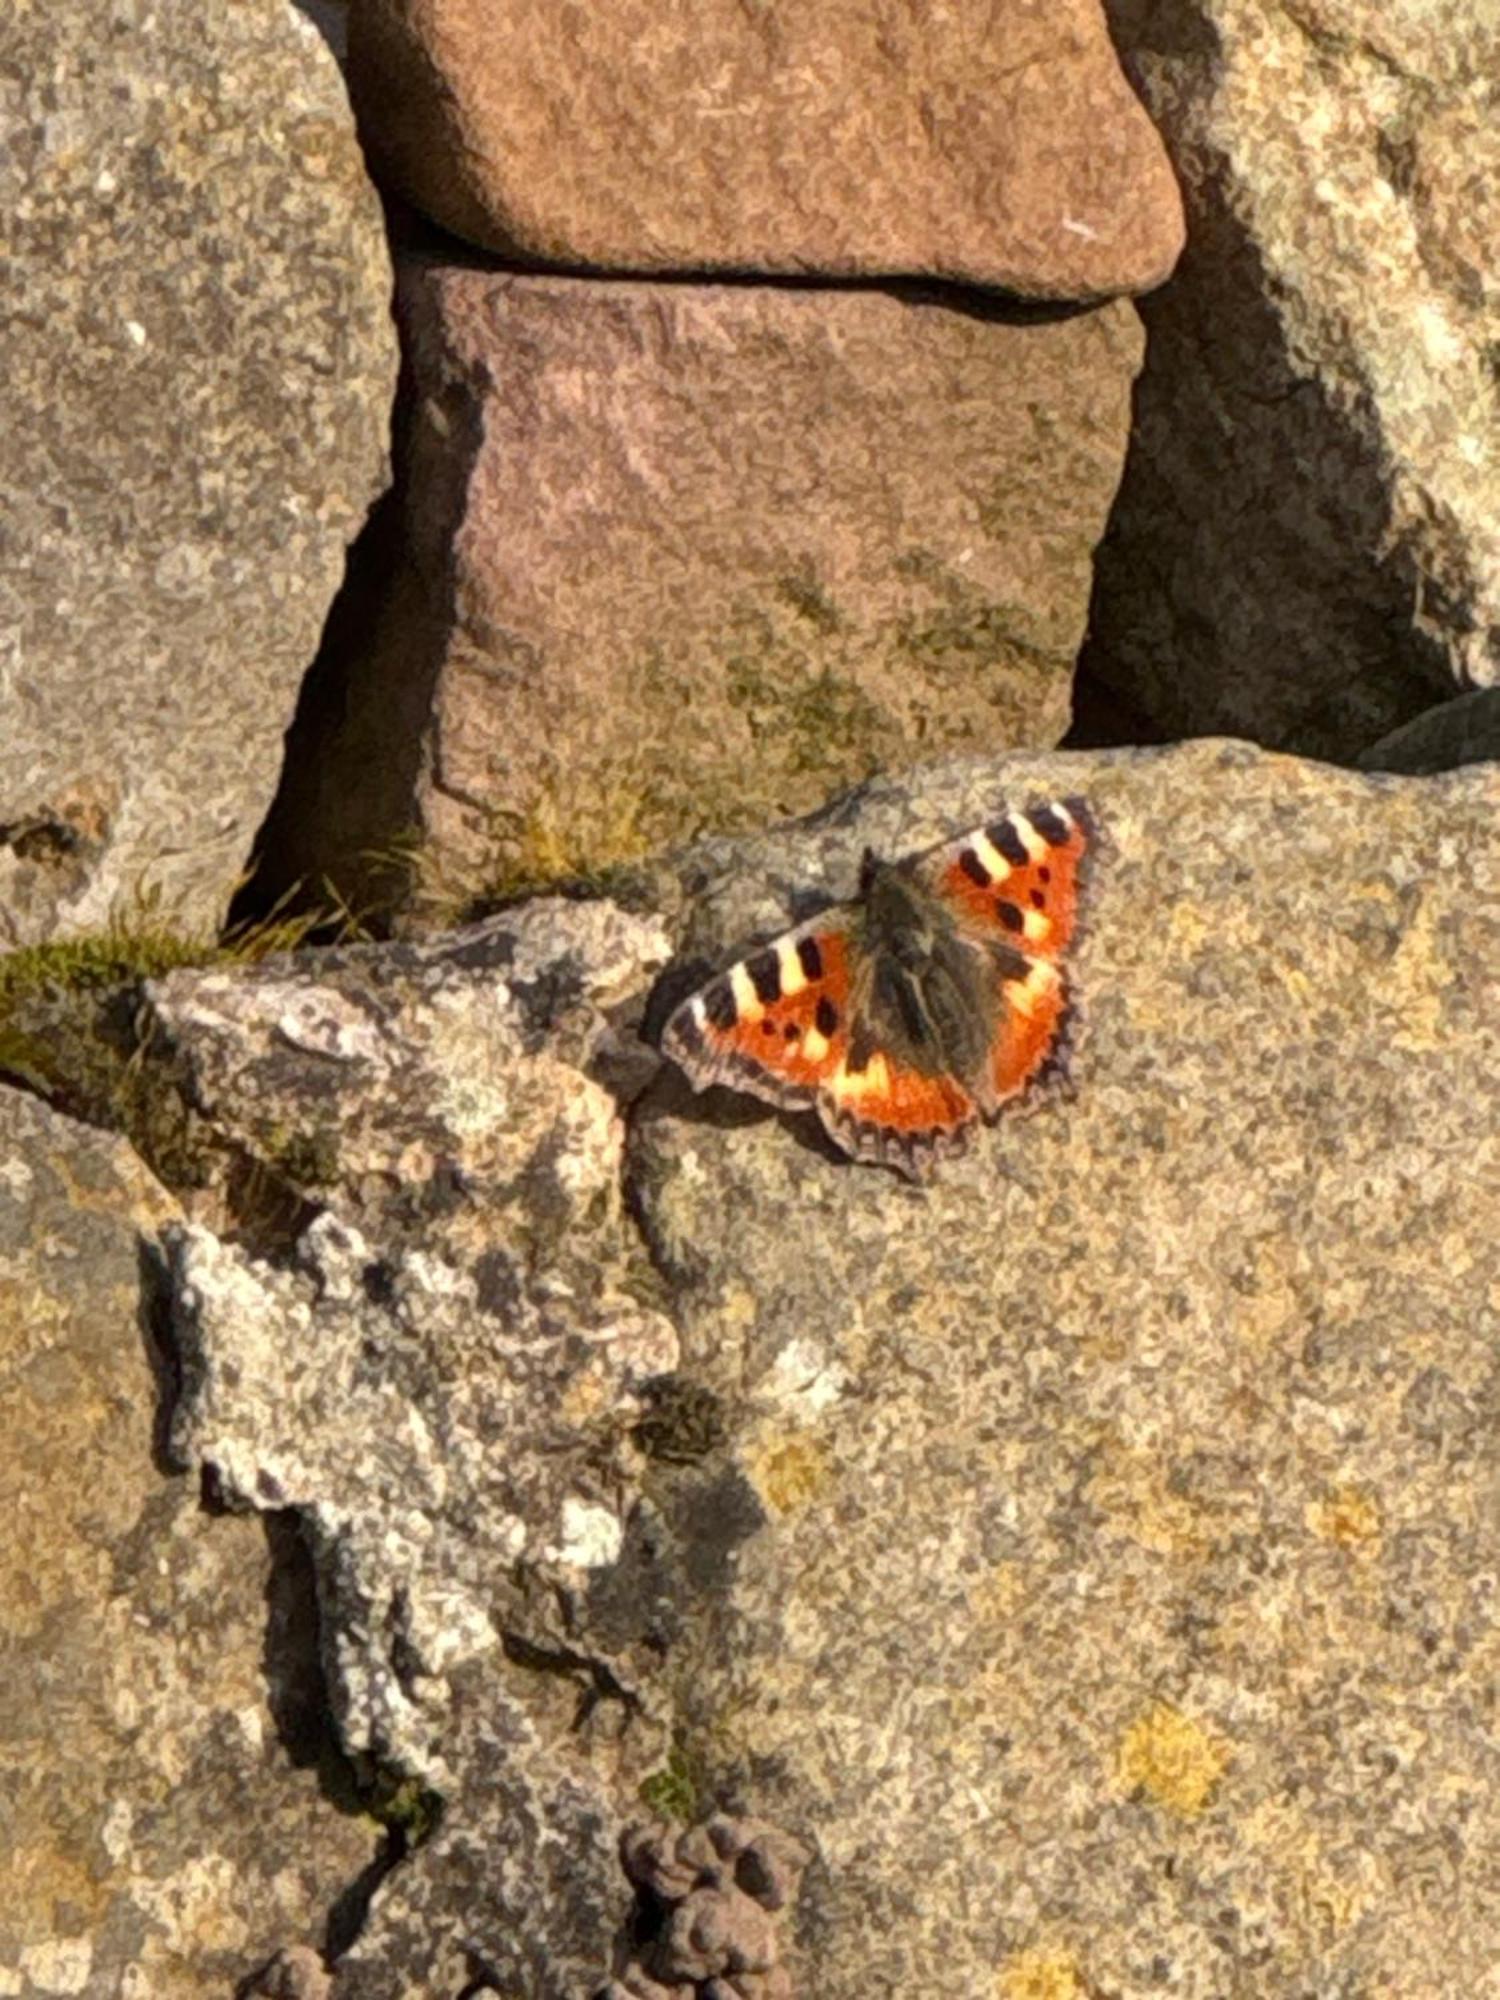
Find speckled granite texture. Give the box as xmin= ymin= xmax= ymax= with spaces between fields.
xmin=0 ymin=1093 xmax=376 ymax=1999
xmin=630 ymin=739 xmax=1500 ymax=1994
xmin=0 ymin=0 xmax=395 ymax=946
xmin=1087 ymin=0 xmax=1500 ymax=757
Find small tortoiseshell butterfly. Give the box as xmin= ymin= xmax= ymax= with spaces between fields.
xmin=661 ymin=799 xmax=1094 ymax=1179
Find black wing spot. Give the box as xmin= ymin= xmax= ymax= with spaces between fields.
xmin=747 ymin=950 xmax=782 ymax=1006
xmin=815 ymin=996 xmax=840 ymax=1038
xmin=1030 ymin=804 xmax=1071 ymax=847
xmin=796 ymin=935 xmax=824 ymax=981
xmin=990 ymin=820 xmax=1030 ymax=870
xmin=1030 ymin=889 xmax=1046 ymax=910
xmin=784 ymin=1022 xmax=801 ymax=1040
xmin=705 ymin=981 xmax=737 ymax=1030
xmin=959 ymin=847 xmax=991 ymax=888
xmin=761 ymin=1019 xmax=777 ymax=1035
xmin=1038 ymin=865 xmax=1052 ymax=884
xmin=996 ymin=899 xmax=1024 ymax=934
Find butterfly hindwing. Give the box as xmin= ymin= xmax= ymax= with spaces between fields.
xmin=817 ymin=1041 xmax=979 ymax=1175
xmin=664 ymin=909 xmax=984 ymax=1176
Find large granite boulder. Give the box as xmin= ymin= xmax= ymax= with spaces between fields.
xmin=0 ymin=1091 xmax=377 ymax=1999
xmin=1082 ymin=0 xmax=1500 ymax=758
xmin=152 ymin=740 xmax=1499 ymax=1994
xmin=0 ymin=0 xmax=396 ymax=948
xmin=629 ymin=739 xmax=1500 ymax=1992
xmin=347 ymin=0 xmax=1183 ymax=299
xmin=247 ymin=262 xmax=1144 ymax=923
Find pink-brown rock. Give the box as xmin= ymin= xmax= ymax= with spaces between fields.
xmin=348 ymin=0 xmax=1184 ymax=301
xmin=259 ymin=263 xmax=1143 ymax=919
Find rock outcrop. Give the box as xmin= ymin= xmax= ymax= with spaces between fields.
xmin=0 ymin=0 xmax=396 ymax=948
xmin=629 ymin=738 xmax=1500 ymax=1992
xmin=0 ymin=1091 xmax=377 ymax=1999
xmin=1084 ymin=0 xmax=1500 ymax=758
xmin=1359 ymin=686 xmax=1500 ymax=777
xmin=150 ymin=901 xmax=681 ymax=1996
xmin=347 ymin=0 xmax=1183 ymax=298
xmin=147 ymin=742 xmax=1499 ymax=1994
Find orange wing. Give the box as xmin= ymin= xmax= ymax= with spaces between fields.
xmin=987 ymin=952 xmax=1072 ymax=1102
xmin=661 ymin=799 xmax=1094 ymax=1180
xmin=916 ymin=796 xmax=1092 ymax=1105
xmin=816 ymin=1041 xmax=979 ymax=1178
xmin=661 ymin=915 xmax=857 ymax=1113
xmin=919 ymin=797 xmax=1092 ymax=964
xmin=660 ymin=911 xmax=982 ymax=1179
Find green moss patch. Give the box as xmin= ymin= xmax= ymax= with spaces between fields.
xmin=0 ymin=905 xmax=341 ymax=1197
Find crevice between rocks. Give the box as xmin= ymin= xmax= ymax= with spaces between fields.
xmin=227 ymin=217 xmax=480 ymax=935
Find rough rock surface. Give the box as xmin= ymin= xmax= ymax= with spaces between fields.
xmin=251 ymin=263 xmax=1143 ymax=920
xmin=608 ymin=1816 xmax=810 ymax=1998
xmin=151 ymin=902 xmax=683 ymax=1997
xmin=0 ymin=1090 xmax=376 ymax=1999
xmin=1083 ymin=0 xmax=1500 ymax=758
xmin=347 ymin=0 xmax=1183 ymax=299
xmin=157 ymin=742 xmax=1497 ymax=1994
xmin=629 ymin=740 xmax=1500 ymax=1993
xmin=0 ymin=0 xmax=396 ymax=947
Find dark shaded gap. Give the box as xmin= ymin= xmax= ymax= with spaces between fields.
xmin=225 ymin=474 xmax=428 ymax=937
xmin=135 ymin=1233 xmax=184 ymax=1478
xmin=227 ymin=214 xmax=478 ymax=936
xmin=351 ymin=157 xmax=1112 ymax=329
xmin=259 ymin=1511 xmax=419 ymax=1959
xmin=1356 ymin=686 xmax=1500 ymax=774
xmin=261 ymin=1511 xmax=364 ymax=1802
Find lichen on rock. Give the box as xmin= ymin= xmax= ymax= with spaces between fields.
xmin=105 ymin=741 xmax=1500 ymax=1995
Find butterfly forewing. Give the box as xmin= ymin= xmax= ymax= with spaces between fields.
xmin=919 ymin=796 xmax=1091 ymax=961
xmin=661 ymin=914 xmax=855 ymax=1112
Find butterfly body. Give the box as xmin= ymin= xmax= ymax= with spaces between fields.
xmin=853 ymin=858 xmax=1006 ymax=1094
xmin=662 ymin=800 xmax=1094 ymax=1180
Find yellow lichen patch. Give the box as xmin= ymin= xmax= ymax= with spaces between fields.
xmin=1306 ymin=1484 xmax=1382 ymax=1550
xmin=0 ymin=1842 xmax=107 ymax=1937
xmin=746 ymin=1433 xmax=831 ymax=1516
xmin=968 ymin=1559 xmax=1029 ymax=1625
xmin=1167 ymin=901 xmax=1210 ymax=953
xmin=557 ymin=1359 xmax=615 ymax=1428
xmin=1239 ymin=1796 xmax=1381 ymax=1947
xmin=996 ymin=1945 xmax=1086 ymax=2000
xmin=1116 ymin=1702 xmax=1231 ymax=1816
xmin=1381 ymin=898 xmax=1448 ymax=1054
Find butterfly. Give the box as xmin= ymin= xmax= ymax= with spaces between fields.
xmin=660 ymin=799 xmax=1094 ymax=1179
